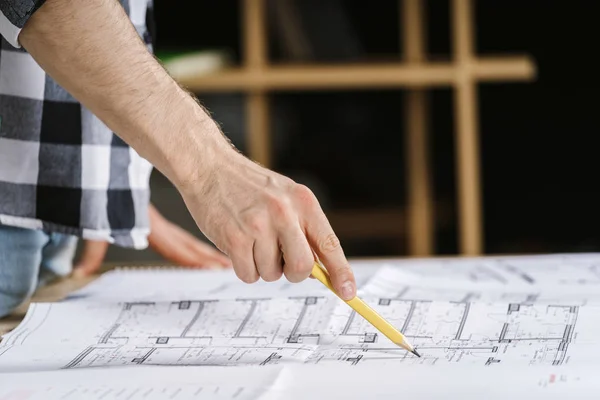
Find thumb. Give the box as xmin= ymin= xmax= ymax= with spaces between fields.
xmin=73 ymin=240 xmax=109 ymax=277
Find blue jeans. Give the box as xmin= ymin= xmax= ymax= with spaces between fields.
xmin=0 ymin=225 xmax=77 ymax=318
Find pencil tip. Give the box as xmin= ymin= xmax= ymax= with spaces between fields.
xmin=411 ymin=349 xmax=421 ymax=358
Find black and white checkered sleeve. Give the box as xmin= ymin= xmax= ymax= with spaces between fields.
xmin=0 ymin=0 xmax=46 ymax=48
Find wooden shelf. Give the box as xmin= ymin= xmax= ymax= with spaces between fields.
xmin=178 ymin=56 xmax=535 ymax=92
xmin=180 ymin=0 xmax=538 ymax=256
xmin=470 ymin=56 xmax=535 ymax=81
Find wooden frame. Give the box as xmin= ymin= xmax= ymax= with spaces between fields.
xmin=178 ymin=0 xmax=537 ymax=256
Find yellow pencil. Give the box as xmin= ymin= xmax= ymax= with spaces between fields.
xmin=311 ymin=261 xmax=421 ymax=357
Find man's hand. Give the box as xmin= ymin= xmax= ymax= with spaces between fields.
xmin=180 ymin=152 xmax=357 ymax=300
xmin=74 ymin=204 xmax=231 ymax=277
xmin=20 ymin=0 xmax=356 ymax=300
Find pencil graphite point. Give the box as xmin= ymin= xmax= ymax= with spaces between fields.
xmin=411 ymin=349 xmax=421 ymax=358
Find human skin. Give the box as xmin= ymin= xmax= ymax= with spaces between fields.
xmin=20 ymin=0 xmax=356 ymax=299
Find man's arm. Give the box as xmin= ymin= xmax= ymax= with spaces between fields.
xmin=20 ymin=0 xmax=357 ymax=300
xmin=20 ymin=0 xmax=215 ymax=187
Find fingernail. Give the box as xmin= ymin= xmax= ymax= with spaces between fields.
xmin=341 ymin=281 xmax=355 ymax=300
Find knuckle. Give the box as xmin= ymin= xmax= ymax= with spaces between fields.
xmin=318 ymin=233 xmax=341 ymax=254
xmin=267 ymin=195 xmax=293 ymax=220
xmin=293 ymin=184 xmax=317 ymax=207
xmin=328 ymin=261 xmax=354 ymax=280
xmin=247 ymin=214 xmax=268 ymax=235
xmin=332 ymin=266 xmax=353 ymax=280
xmin=226 ymin=229 xmax=245 ymax=251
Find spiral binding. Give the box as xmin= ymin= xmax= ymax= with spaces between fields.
xmin=110 ymin=265 xmax=220 ymax=273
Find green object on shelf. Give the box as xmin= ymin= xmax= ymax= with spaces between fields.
xmin=155 ymin=49 xmax=231 ymax=80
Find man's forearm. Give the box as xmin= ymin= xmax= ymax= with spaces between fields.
xmin=19 ymin=0 xmax=358 ymax=299
xmin=20 ymin=0 xmax=228 ymax=188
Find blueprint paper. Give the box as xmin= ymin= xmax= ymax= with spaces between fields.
xmin=66 ymin=262 xmax=380 ymax=302
xmin=362 ymin=265 xmax=600 ymax=305
xmin=379 ymin=253 xmax=600 ymax=287
xmin=262 ymin=364 xmax=600 ymax=400
xmin=4 ymin=254 xmax=600 ymax=398
xmin=0 ymin=365 xmax=280 ymax=400
xmin=0 ymin=298 xmax=331 ymax=371
xmin=1 ymin=365 xmax=599 ymax=400
xmin=69 ymin=254 xmax=600 ymax=303
xmin=2 ymin=295 xmax=600 ymax=370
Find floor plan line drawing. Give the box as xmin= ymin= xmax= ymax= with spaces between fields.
xmin=501 ymin=263 xmax=537 ymax=284
xmin=469 ymin=265 xmax=510 ymax=284
xmin=60 ymin=344 xmax=317 ymax=369
xmin=233 ymin=299 xmax=265 ymax=340
xmin=0 ymin=299 xmax=589 ymax=369
xmin=180 ymin=302 xmax=205 ymax=338
xmin=131 ymin=348 xmax=156 ymax=365
xmin=341 ymin=311 xmax=356 ymax=336
xmin=99 ymin=323 xmax=121 ymax=344
xmin=64 ymin=346 xmax=96 ymax=369
xmin=309 ymin=298 xmax=588 ymax=367
xmin=524 ymin=293 xmax=539 ymax=304
xmin=123 ymin=302 xmax=156 ymax=310
xmin=78 ymin=297 xmax=334 ymax=351
xmin=7 ymin=256 xmax=600 ymax=372
xmin=260 ymin=352 xmax=282 ymax=366
xmin=0 ymin=302 xmax=51 ymax=350
xmin=454 ymin=302 xmax=470 ymax=341
xmin=286 ymin=297 xmax=322 ymax=344
xmin=400 ymin=300 xmax=414 ymax=333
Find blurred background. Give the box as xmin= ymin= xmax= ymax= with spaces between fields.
xmin=105 ymin=0 xmax=600 ymax=263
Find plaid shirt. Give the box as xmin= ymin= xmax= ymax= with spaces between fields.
xmin=0 ymin=0 xmax=155 ymax=248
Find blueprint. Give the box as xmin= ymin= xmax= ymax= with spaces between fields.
xmin=2 ymin=364 xmax=600 ymax=400
xmin=362 ymin=265 xmax=600 ymax=305
xmin=65 ymin=261 xmax=381 ymax=302
xmin=2 ymin=293 xmax=600 ymax=370
xmin=1 ymin=364 xmax=600 ymax=400
xmin=377 ymin=253 xmax=600 ymax=287
xmin=0 ymin=365 xmax=280 ymax=400
xmin=4 ymin=254 xmax=600 ymax=398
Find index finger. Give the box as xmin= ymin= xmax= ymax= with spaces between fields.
xmin=302 ymin=203 xmax=355 ymax=301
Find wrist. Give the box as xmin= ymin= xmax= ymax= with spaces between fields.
xmin=136 ymin=87 xmax=232 ymax=191
xmin=167 ymin=111 xmax=238 ymax=196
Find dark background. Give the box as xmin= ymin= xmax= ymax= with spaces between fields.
xmin=109 ymin=0 xmax=600 ymax=261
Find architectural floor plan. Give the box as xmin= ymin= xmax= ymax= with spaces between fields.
xmin=2 ymin=278 xmax=599 ymax=370
xmin=4 ymin=254 xmax=600 ymax=398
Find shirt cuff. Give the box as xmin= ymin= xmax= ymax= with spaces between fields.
xmin=0 ymin=0 xmax=47 ymax=48
xmin=0 ymin=11 xmax=22 ymax=48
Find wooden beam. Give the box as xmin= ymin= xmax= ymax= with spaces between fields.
xmin=243 ymin=0 xmax=267 ymax=69
xmin=180 ymin=57 xmax=534 ymax=92
xmin=403 ymin=0 xmax=426 ymax=62
xmin=471 ymin=56 xmax=536 ymax=81
xmin=452 ymin=0 xmax=483 ymax=255
xmin=453 ymin=0 xmax=474 ymax=61
xmin=404 ymin=90 xmax=433 ymax=255
xmin=242 ymin=0 xmax=271 ymax=167
xmin=402 ymin=0 xmax=434 ymax=256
